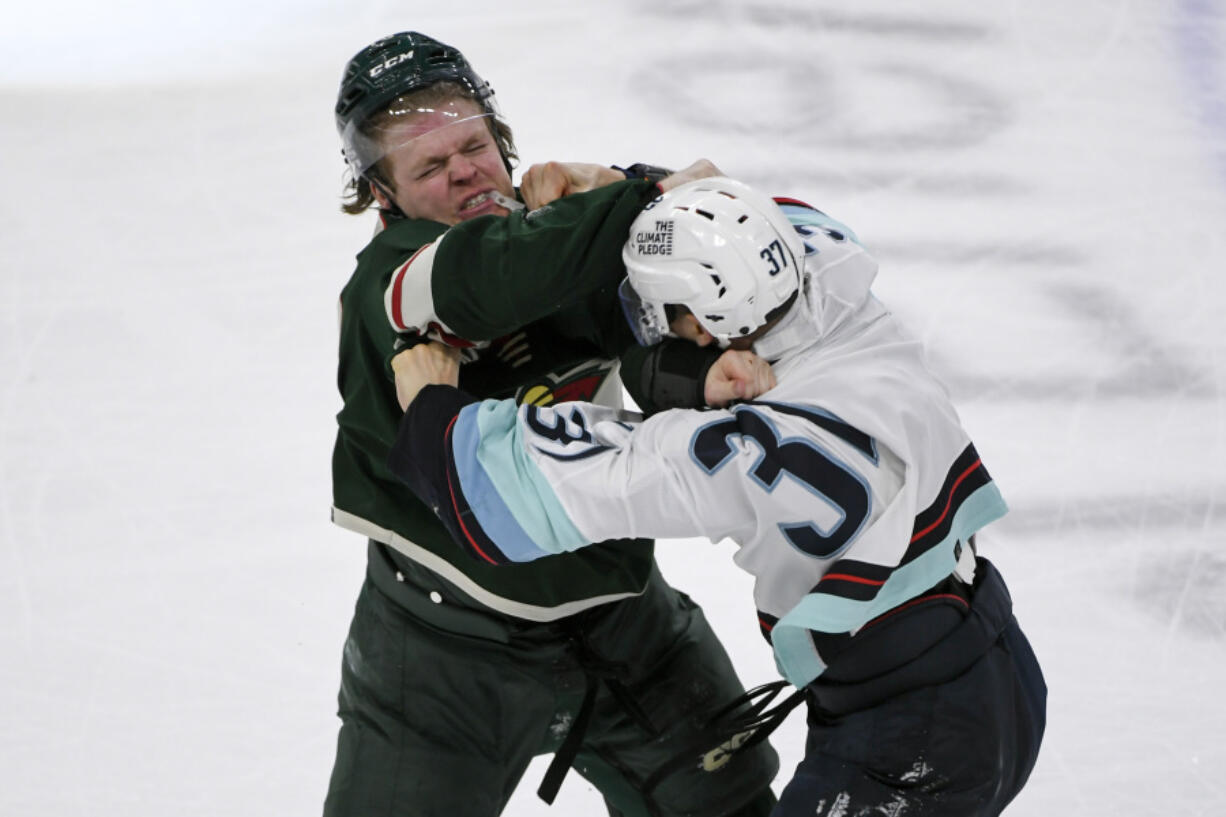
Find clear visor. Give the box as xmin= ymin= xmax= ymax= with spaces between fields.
xmin=618 ymin=277 xmax=671 ymax=346
xmin=341 ymin=98 xmax=496 ymax=176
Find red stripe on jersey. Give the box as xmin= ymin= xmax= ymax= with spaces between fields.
xmin=820 ymin=572 xmax=885 ymax=587
xmin=773 ymin=196 xmax=817 ymax=210
xmin=389 ymin=244 xmax=434 ymax=331
xmin=443 ymin=415 xmax=500 ymax=566
xmin=864 ymin=592 xmax=969 ymax=630
xmin=910 ymin=458 xmax=982 ymax=544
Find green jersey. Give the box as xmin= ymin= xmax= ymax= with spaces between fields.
xmin=332 ymin=179 xmax=662 ymax=620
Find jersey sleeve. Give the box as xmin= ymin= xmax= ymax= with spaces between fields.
xmin=387 ymin=385 xmax=755 ymax=565
xmin=384 ymin=179 xmax=660 ymax=343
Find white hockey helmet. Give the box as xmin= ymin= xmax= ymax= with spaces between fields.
xmin=619 ymin=177 xmax=804 ymax=346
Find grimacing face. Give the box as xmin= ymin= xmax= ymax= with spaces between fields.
xmin=372 ymin=99 xmax=515 ymax=225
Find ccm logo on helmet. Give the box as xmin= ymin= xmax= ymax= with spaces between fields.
xmin=369 ymin=50 xmax=415 ymax=78
xmin=633 ymin=220 xmax=674 ymax=256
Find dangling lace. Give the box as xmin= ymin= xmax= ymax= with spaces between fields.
xmin=640 ymin=680 xmax=806 ymax=796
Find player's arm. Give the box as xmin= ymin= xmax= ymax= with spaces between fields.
xmin=385 ymin=344 xmax=747 ymax=564
xmin=389 ymin=391 xmax=745 ymax=565
xmin=385 ymin=178 xmax=661 ymax=344
xmin=519 ymin=161 xmax=675 ymax=209
xmin=384 ymin=339 xmax=570 ymax=564
xmin=621 ymin=341 xmax=776 ymax=413
xmin=384 ymin=160 xmax=724 ymax=344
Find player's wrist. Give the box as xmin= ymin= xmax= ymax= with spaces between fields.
xmin=613 ymin=163 xmax=673 ymax=185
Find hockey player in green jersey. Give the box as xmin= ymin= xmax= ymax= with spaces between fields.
xmin=323 ymin=31 xmax=779 ymax=817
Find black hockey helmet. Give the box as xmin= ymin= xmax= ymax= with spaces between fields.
xmin=335 ymin=31 xmax=499 ymax=177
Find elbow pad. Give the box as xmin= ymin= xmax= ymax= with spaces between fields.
xmin=637 ymin=340 xmax=722 ymax=411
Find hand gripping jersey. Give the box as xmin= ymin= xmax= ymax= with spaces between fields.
xmin=390 ymin=202 xmax=1008 ymax=686
xmin=333 ymin=179 xmax=667 ymax=619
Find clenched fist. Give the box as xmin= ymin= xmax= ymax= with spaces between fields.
xmin=521 ymin=162 xmax=625 ymax=209
xmin=705 ymin=349 xmax=776 ymax=408
xmin=391 ymin=341 xmax=462 ymax=411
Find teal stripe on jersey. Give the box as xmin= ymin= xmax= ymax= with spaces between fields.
xmin=449 ymin=402 xmax=558 ymax=562
xmin=771 ymin=480 xmax=1007 ymax=687
xmin=458 ymin=400 xmax=588 ymax=557
xmin=770 ymin=626 xmax=828 ymax=689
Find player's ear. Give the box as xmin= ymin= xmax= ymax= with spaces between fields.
xmin=370 ymin=180 xmax=394 ymax=210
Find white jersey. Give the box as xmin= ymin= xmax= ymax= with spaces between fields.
xmin=399 ymin=203 xmax=1007 ymax=686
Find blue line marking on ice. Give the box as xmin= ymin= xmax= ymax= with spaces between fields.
xmin=1175 ymin=0 xmax=1226 ymax=187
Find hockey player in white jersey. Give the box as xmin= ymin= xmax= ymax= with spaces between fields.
xmin=387 ymin=178 xmax=1047 ymax=816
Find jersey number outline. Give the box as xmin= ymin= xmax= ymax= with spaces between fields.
xmin=690 ymin=404 xmax=873 ymax=559
xmin=525 ymin=405 xmax=612 ymax=462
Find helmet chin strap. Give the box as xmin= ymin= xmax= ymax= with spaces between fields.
xmin=369 ymin=176 xmax=406 ymax=218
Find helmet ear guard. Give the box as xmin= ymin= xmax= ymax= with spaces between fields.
xmin=620 ymin=178 xmax=804 ymax=346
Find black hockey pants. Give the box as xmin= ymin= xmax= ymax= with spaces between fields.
xmin=322 ymin=543 xmax=778 ymax=817
xmin=772 ymin=558 xmax=1047 ymax=817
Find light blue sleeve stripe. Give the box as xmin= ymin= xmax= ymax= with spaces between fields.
xmin=770 ymin=627 xmax=827 ymax=689
xmin=449 ymin=402 xmax=558 ymax=562
xmin=771 ymin=481 xmax=1008 ymax=687
xmin=450 ymin=400 xmax=589 ymax=560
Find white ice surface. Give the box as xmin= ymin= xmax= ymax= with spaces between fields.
xmin=2 ymin=1 xmax=1224 ymax=815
